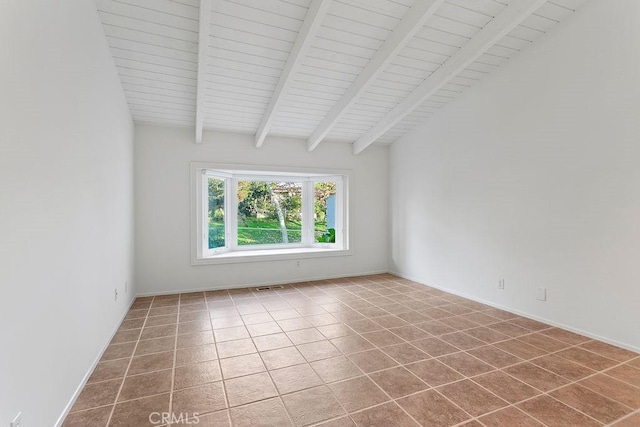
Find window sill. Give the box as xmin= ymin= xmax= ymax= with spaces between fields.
xmin=191 ymin=247 xmax=352 ymax=266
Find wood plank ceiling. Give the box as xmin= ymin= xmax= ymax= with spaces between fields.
xmin=95 ymin=0 xmax=587 ymax=153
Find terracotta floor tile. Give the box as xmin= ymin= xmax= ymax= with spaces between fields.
xmin=627 ymin=357 xmax=640 ymax=369
xmin=350 ymin=402 xmax=419 ymax=427
xmin=175 ymin=344 xmax=217 ymax=367
xmin=172 ymin=382 xmax=227 ymax=415
xmin=437 ymin=352 xmax=494 ymax=377
xmin=369 ymin=366 xmax=428 ymax=398
xmin=412 ymin=338 xmax=460 ymax=357
xmin=328 ymin=376 xmax=388 ymax=412
xmin=178 ymin=320 xmax=211 ymax=335
xmin=247 ymin=321 xmax=282 ymax=337
xmin=111 ymin=328 xmax=142 ymax=344
xmin=306 ymin=313 xmax=340 ymax=327
xmin=466 ymin=345 xmax=521 ymax=369
xmin=504 ymin=362 xmax=569 ymax=392
xmin=101 ymin=342 xmax=136 ymax=362
xmin=437 ymin=379 xmax=507 ymax=417
xmin=147 ymin=308 xmax=178 ymax=319
xmin=281 ymin=385 xmax=345 ymax=426
xmin=361 ymin=330 xmax=405 ymax=347
xmin=270 ymin=309 xmax=302 ymax=321
xmin=278 ymin=318 xmax=314 ymax=332
xmin=529 ymin=354 xmax=595 ymax=381
xmin=464 ymin=327 xmax=510 ymax=344
xmin=416 ymin=320 xmax=456 ymax=336
xmin=348 ymin=349 xmax=398 ymax=373
xmin=582 ymin=341 xmax=636 ymax=361
xmin=406 ymin=358 xmax=463 ymax=387
xmin=61 ymin=406 xmax=112 ymax=427
xmin=220 ymin=353 xmax=265 ymax=379
xmin=605 ymin=364 xmax=640 ymax=387
xmin=460 ymin=312 xmax=501 ymax=326
xmin=314 ymin=416 xmax=355 ymax=427
xmin=509 ymin=318 xmax=551 ymax=332
xmin=550 ymin=383 xmax=632 ymax=424
xmin=224 ymin=372 xmax=278 ymax=407
xmin=493 ymin=339 xmax=547 ymax=360
xmin=373 ymin=315 xmax=408 ymax=329
xmin=253 ymin=332 xmax=293 ymax=352
xmin=135 ymin=336 xmax=175 ymax=356
xmin=229 ymin=397 xmax=292 ymax=426
xmin=517 ymin=333 xmax=569 ymax=352
xmin=397 ymin=389 xmax=470 ymax=427
xmin=174 ymin=361 xmax=222 ymax=390
xmin=241 ymin=312 xmax=272 ymax=325
xmin=437 ymin=316 xmax=478 ymax=331
xmin=70 ymin=378 xmax=121 ymax=412
xmin=540 ymin=328 xmax=591 ymax=345
xmin=261 ymin=346 xmax=305 ymax=370
xmin=387 ymin=325 xmax=430 ymax=341
xmin=579 ymin=373 xmax=640 ymax=408
xmin=297 ymin=340 xmax=341 ymax=362
xmin=119 ymin=369 xmax=172 ymax=401
xmin=518 ymin=395 xmax=601 ymax=427
xmin=214 ymin=326 xmax=250 ymax=342
xmin=472 ymin=371 xmax=539 ymax=404
xmin=330 ymin=335 xmax=375 ymax=354
xmin=286 ymin=328 xmax=325 ymax=345
xmin=140 ymin=324 xmax=176 ymax=341
xmin=481 ymin=308 xmax=518 ymax=321
xmin=316 ymin=323 xmax=355 ymax=339
xmin=271 ymin=363 xmax=323 ymax=394
xmin=347 ymin=319 xmax=385 ymax=333
xmin=177 ymin=331 xmax=215 ymax=349
xmin=439 ymin=332 xmax=485 ymax=351
xmin=310 ymin=356 xmax=362 ymax=383
xmin=556 ymin=347 xmax=618 ymax=371
xmin=145 ymin=314 xmax=178 ymax=327
xmin=119 ymin=318 xmax=146 ymax=331
xmin=216 ymin=338 xmax=256 ymax=359
xmin=110 ymin=393 xmax=170 ymax=427
xmin=210 ymin=316 xmax=244 ymax=330
xmin=613 ymin=412 xmax=640 ymax=426
xmin=478 ymin=407 xmax=543 ymax=427
xmin=381 ymin=343 xmax=430 ymax=364
xmin=87 ymin=358 xmax=129 ymax=383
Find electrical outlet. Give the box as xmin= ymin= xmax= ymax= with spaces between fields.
xmin=114 ymin=288 xmax=119 ymax=301
xmin=498 ymin=279 xmax=505 ymax=290
xmin=537 ymin=287 xmax=547 ymax=301
xmin=11 ymin=412 xmax=22 ymax=427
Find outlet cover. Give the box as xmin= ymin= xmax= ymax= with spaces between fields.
xmin=11 ymin=412 xmax=22 ymax=427
xmin=537 ymin=287 xmax=547 ymax=301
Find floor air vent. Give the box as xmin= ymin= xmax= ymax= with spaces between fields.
xmin=255 ymin=285 xmax=284 ymax=291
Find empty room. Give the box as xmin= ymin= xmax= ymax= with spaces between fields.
xmin=2 ymin=0 xmax=639 ymax=426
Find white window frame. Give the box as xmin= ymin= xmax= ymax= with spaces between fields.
xmin=191 ymin=162 xmax=351 ymax=265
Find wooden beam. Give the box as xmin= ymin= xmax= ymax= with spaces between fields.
xmin=352 ymin=0 xmax=548 ymax=154
xmin=195 ymin=0 xmax=212 ymax=143
xmin=254 ymin=0 xmax=332 ymax=148
xmin=306 ymin=0 xmax=445 ymax=152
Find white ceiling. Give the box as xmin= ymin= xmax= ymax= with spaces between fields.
xmin=95 ymin=0 xmax=587 ymax=153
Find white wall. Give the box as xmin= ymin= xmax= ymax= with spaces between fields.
xmin=0 ymin=1 xmax=135 ymax=425
xmin=389 ymin=0 xmax=640 ymax=351
xmin=135 ymin=124 xmax=389 ymax=295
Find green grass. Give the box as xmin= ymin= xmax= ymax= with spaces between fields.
xmin=209 ymin=218 xmax=329 ymax=247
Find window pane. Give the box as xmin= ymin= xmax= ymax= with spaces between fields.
xmin=208 ymin=177 xmax=225 ymax=249
xmin=237 ymin=181 xmax=302 ymax=245
xmin=314 ymin=182 xmax=337 ymax=243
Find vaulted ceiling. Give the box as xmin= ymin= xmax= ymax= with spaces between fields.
xmin=95 ymin=0 xmax=586 ymax=153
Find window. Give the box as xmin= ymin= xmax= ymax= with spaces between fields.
xmin=192 ymin=164 xmax=349 ymax=264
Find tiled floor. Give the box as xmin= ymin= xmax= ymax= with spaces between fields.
xmin=63 ymin=274 xmax=640 ymax=427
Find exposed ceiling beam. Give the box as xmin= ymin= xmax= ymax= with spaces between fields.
xmin=195 ymin=0 xmax=212 ymax=143
xmin=254 ymin=0 xmax=332 ymax=148
xmin=306 ymin=0 xmax=445 ymax=152
xmin=352 ymin=0 xmax=548 ymax=155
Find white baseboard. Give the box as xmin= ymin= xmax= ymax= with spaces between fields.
xmin=390 ymin=270 xmax=640 ymax=354
xmin=54 ymin=295 xmax=137 ymax=427
xmin=136 ymin=269 xmax=389 ymax=297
